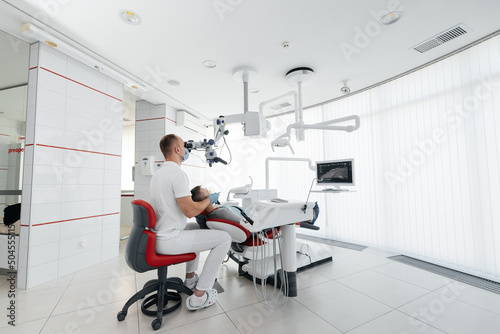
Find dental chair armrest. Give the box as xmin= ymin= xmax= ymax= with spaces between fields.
xmin=206 ymin=219 xmax=251 ymax=243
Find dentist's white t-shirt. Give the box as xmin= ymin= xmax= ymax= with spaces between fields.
xmin=150 ymin=161 xmax=191 ymax=239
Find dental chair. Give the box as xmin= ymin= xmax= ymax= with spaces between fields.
xmin=117 ymin=199 xmax=196 ymax=331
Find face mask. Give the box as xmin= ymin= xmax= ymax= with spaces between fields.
xmin=181 ymin=148 xmax=189 ymax=162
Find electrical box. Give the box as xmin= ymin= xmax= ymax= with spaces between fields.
xmin=140 ymin=156 xmax=155 ymax=175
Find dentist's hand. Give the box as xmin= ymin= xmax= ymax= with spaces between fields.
xmin=208 ymin=192 xmax=220 ymax=204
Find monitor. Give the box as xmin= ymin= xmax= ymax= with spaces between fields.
xmin=316 ymin=159 xmax=354 ymax=186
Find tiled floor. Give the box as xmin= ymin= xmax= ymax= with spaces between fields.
xmin=1 ymin=238 xmax=500 ymax=333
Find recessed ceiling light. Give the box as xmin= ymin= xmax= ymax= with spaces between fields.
xmin=167 ymin=80 xmax=181 ymax=86
xmin=45 ymin=40 xmax=58 ymax=48
xmin=250 ymin=88 xmax=259 ymax=93
xmin=202 ymin=60 xmax=217 ymax=69
xmin=119 ymin=10 xmax=142 ymax=25
xmin=130 ymin=85 xmax=139 ymax=90
xmin=380 ymin=11 xmax=402 ymax=25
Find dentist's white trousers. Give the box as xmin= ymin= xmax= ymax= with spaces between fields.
xmin=155 ymin=223 xmax=231 ymax=291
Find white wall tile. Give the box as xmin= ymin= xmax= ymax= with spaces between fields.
xmin=58 ymin=248 xmax=101 ymax=277
xmin=66 ymin=97 xmax=106 ymax=121
xmin=29 ymin=43 xmax=39 ymax=69
xmin=30 ymin=224 xmax=60 ymax=247
xmin=27 ymin=260 xmax=58 ymax=289
xmin=38 ymin=68 xmax=67 ymax=94
xmin=61 ymin=200 xmax=103 ymax=220
xmin=33 ymin=145 xmax=64 ymax=167
xmin=28 ymin=68 xmax=38 ymax=90
xmin=27 ymin=83 xmax=37 ymax=107
xmin=31 ymin=184 xmax=62 ymax=204
xmin=150 ymin=105 xmax=166 ymax=118
xmin=18 ymin=245 xmax=28 ymax=269
xmin=106 ymin=79 xmax=123 ymax=100
xmin=39 ymin=44 xmax=68 ymax=76
xmin=23 ymin=145 xmax=34 ymax=167
xmin=26 ymin=105 xmax=36 ymax=127
xmin=104 ymin=156 xmax=121 ymax=170
xmin=25 ymin=124 xmax=34 ymax=145
xmin=32 ymin=165 xmax=64 ymax=186
xmin=62 ymin=184 xmax=104 ymax=202
xmin=102 ymin=227 xmax=119 ymax=245
xmin=104 ymin=168 xmax=121 ymax=185
xmin=62 ymin=166 xmax=104 ymax=185
xmin=150 ymin=119 xmax=165 ymax=130
xmin=35 ymin=106 xmax=66 ymax=129
xmin=103 ymin=184 xmax=120 ymax=199
xmin=60 ymin=217 xmax=102 ymax=240
xmin=135 ymin=140 xmax=149 ymax=152
xmin=59 ymin=231 xmax=101 ymax=259
xmin=136 ymin=100 xmax=151 ymax=111
xmin=103 ymin=198 xmax=120 ymax=213
xmin=66 ymin=80 xmax=106 ymax=109
xmin=106 ymin=98 xmax=123 ymax=118
xmin=35 ymin=125 xmax=65 ymax=147
xmin=63 ymin=149 xmax=104 ymax=170
xmin=102 ymin=214 xmax=120 ymax=231
xmin=104 ymin=123 xmax=122 ymax=142
xmin=67 ymin=58 xmax=106 ymax=92
xmin=37 ymin=87 xmax=66 ymax=112
xmin=19 ymin=226 xmax=30 ymax=248
xmin=149 ymin=128 xmax=165 ymax=143
xmin=29 ymin=241 xmax=59 ymax=267
xmin=104 ymin=139 xmax=121 ymax=155
xmin=17 ymin=266 xmax=27 ymax=289
xmin=20 ymin=196 xmax=31 ymax=223
xmin=101 ymin=242 xmax=119 ymax=261
xmin=65 ymin=113 xmax=103 ymax=137
xmin=135 ymin=121 xmax=150 ymax=133
xmin=30 ymin=203 xmax=62 ymax=225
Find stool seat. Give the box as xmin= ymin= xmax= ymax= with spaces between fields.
xmin=118 ymin=199 xmax=196 ymax=331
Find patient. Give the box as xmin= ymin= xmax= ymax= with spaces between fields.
xmin=190 ymin=186 xmax=244 ymax=229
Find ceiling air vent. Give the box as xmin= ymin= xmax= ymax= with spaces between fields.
xmin=270 ymin=102 xmax=292 ymax=110
xmin=413 ymin=24 xmax=469 ymax=53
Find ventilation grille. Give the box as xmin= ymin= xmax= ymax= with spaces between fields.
xmin=389 ymin=255 xmax=500 ymax=294
xmin=297 ymin=234 xmax=367 ymax=251
xmin=413 ymin=24 xmax=469 ymax=53
xmin=270 ymin=102 xmax=292 ymax=110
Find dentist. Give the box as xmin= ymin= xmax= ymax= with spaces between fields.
xmin=150 ymin=134 xmax=231 ymax=310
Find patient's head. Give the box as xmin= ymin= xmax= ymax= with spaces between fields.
xmin=191 ymin=186 xmax=210 ymax=202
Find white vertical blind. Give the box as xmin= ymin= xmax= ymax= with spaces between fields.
xmin=207 ymin=34 xmax=500 ymax=282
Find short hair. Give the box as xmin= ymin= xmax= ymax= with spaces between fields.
xmin=191 ymin=185 xmax=206 ymax=202
xmin=159 ymin=134 xmax=181 ymax=157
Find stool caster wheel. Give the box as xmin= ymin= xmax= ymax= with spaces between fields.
xmin=152 ymin=319 xmax=162 ymax=330
xmin=117 ymin=311 xmax=126 ymax=321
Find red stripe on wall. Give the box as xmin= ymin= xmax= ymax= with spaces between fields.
xmin=30 ymin=212 xmax=120 ymax=227
xmin=29 ymin=66 xmax=37 ymax=70
xmin=136 ymin=117 xmax=176 ymax=124
xmin=40 ymin=67 xmax=123 ymax=102
xmin=37 ymin=144 xmax=121 ymax=157
xmin=183 ymin=164 xmax=206 ymax=169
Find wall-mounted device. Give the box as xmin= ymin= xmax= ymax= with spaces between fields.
xmin=140 ymin=156 xmax=155 ymax=176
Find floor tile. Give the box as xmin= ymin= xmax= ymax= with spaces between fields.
xmin=295 ymin=280 xmax=392 ymax=332
xmin=346 ymin=310 xmax=446 ymax=334
xmin=373 ymin=262 xmax=452 ymax=291
xmin=52 ymin=274 xmax=137 ymax=316
xmin=151 ymin=313 xmax=239 ymax=334
xmin=0 ymin=318 xmax=46 ymax=332
xmin=448 ymin=281 xmax=500 ymax=316
xmin=334 ymin=249 xmax=392 ymax=269
xmin=314 ymin=257 xmax=367 ymax=280
xmin=215 ymin=275 xmax=263 ymax=312
xmin=399 ymin=289 xmax=500 ymax=334
xmin=41 ymin=299 xmax=139 ymax=334
xmin=336 ymin=270 xmax=431 ymax=308
xmin=0 ymin=286 xmax=65 ymax=326
xmin=227 ymin=297 xmax=342 ymax=334
xmin=70 ymin=257 xmax=135 ymax=285
xmin=137 ymin=294 xmax=224 ymax=333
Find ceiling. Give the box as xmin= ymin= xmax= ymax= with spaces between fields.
xmin=1 ymin=0 xmax=500 ymax=123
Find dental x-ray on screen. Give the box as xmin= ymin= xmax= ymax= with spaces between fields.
xmin=316 ymin=159 xmax=354 ymax=186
